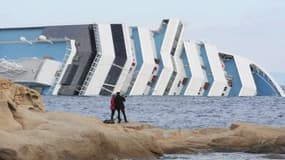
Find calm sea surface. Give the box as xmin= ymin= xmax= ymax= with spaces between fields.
xmin=44 ymin=95 xmax=285 ymax=160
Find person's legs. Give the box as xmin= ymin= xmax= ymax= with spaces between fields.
xmin=121 ymin=108 xmax=128 ymax=122
xmin=111 ymin=109 xmax=115 ymax=121
xmin=116 ymin=108 xmax=121 ymax=123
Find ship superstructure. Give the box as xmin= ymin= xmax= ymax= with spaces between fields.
xmin=0 ymin=19 xmax=283 ymax=96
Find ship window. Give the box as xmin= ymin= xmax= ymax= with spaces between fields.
xmin=182 ymin=78 xmax=188 ymax=85
xmin=228 ymin=80 xmax=232 ymax=87
xmin=204 ymin=82 xmax=209 ymax=90
xmin=154 ymin=59 xmax=160 ymax=64
xmin=177 ymin=80 xmax=181 ymax=87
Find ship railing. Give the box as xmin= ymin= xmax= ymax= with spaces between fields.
xmin=78 ymin=25 xmax=102 ymax=96
xmin=94 ymin=24 xmax=102 ymax=53
xmin=101 ymin=86 xmax=113 ymax=94
xmin=251 ymin=64 xmax=280 ymax=95
xmin=102 ymin=83 xmax=116 ymax=87
xmin=0 ymin=38 xmax=70 ymax=44
xmin=47 ymin=40 xmax=73 ymax=95
xmin=79 ymin=53 xmax=102 ymax=96
xmin=100 ymin=83 xmax=116 ymax=95
xmin=112 ymin=63 xmax=123 ymax=70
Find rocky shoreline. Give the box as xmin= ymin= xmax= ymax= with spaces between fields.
xmin=0 ymin=78 xmax=284 ymax=160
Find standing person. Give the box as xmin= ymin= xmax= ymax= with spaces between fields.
xmin=110 ymin=94 xmax=116 ymax=122
xmin=115 ymin=92 xmax=128 ymax=123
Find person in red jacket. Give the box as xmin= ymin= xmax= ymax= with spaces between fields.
xmin=110 ymin=94 xmax=116 ymax=121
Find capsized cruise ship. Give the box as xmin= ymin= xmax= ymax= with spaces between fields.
xmin=0 ymin=19 xmax=284 ymax=96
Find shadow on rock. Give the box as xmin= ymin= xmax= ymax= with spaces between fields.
xmin=0 ymin=148 xmax=19 ymax=160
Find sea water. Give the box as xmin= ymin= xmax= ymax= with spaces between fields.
xmin=44 ymin=96 xmax=285 ymax=160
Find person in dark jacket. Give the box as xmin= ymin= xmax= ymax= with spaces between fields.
xmin=115 ymin=92 xmax=128 ymax=123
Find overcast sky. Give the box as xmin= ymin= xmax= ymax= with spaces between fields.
xmin=1 ymin=0 xmax=284 ymax=73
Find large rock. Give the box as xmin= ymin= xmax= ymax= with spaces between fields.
xmin=0 ymin=78 xmax=44 ymax=132
xmin=0 ymin=78 xmax=44 ymax=112
xmin=0 ymin=77 xmax=285 ymax=160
